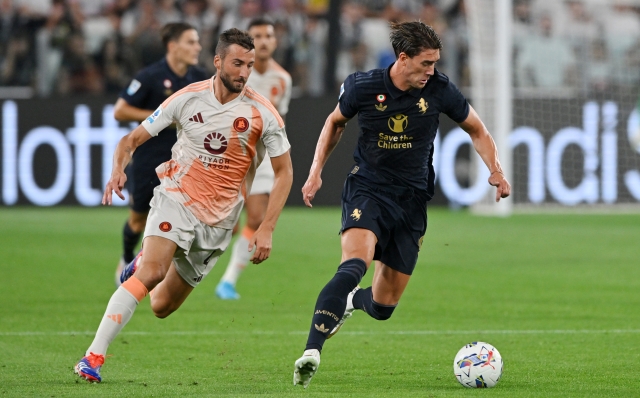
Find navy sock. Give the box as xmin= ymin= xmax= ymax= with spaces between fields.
xmin=352 ymin=287 xmax=397 ymax=320
xmin=123 ymin=221 xmax=141 ymax=263
xmin=305 ymin=258 xmax=367 ymax=352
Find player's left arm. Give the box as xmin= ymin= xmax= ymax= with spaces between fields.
xmin=249 ymin=150 xmax=293 ymax=264
xmin=458 ymin=105 xmax=511 ymax=201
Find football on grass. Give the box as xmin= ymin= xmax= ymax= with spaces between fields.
xmin=453 ymin=341 xmax=503 ymax=388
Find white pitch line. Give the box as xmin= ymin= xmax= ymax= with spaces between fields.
xmin=1 ymin=329 xmax=639 ymax=337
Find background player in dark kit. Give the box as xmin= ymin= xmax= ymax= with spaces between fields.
xmin=113 ymin=22 xmax=208 ymax=281
xmin=293 ymin=21 xmax=511 ymax=388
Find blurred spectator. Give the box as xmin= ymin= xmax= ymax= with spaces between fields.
xmin=558 ymin=0 xmax=599 ymax=45
xmin=443 ymin=0 xmax=469 ymax=86
xmin=603 ymin=2 xmax=640 ymax=86
xmin=1 ymin=32 xmax=35 ymax=86
xmin=586 ymin=38 xmax=612 ymax=94
xmin=270 ymin=0 xmax=307 ymax=89
xmin=156 ymin=0 xmax=181 ymax=26
xmin=184 ymin=0 xmax=224 ymax=69
xmin=516 ymin=12 xmax=578 ymax=88
xmin=57 ymin=32 xmax=103 ymax=94
xmin=35 ymin=0 xmax=83 ymax=96
xmin=96 ymin=37 xmax=135 ymax=93
xmin=219 ymin=0 xmax=261 ymax=32
xmin=3 ymin=0 xmax=638 ymax=98
xmin=121 ymin=0 xmax=164 ymax=67
xmin=513 ymin=0 xmax=534 ymax=40
xmin=302 ymin=15 xmax=328 ymax=96
xmin=337 ymin=1 xmax=367 ymax=81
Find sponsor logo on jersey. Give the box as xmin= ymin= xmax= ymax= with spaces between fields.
xmin=189 ymin=112 xmax=204 ymax=123
xmin=204 ymin=132 xmax=228 ymax=155
xmin=417 ymin=98 xmax=428 ymax=114
xmin=379 ymin=115 xmax=414 ymax=149
xmin=351 ymin=208 xmax=362 ymax=221
xmin=126 ymin=79 xmax=141 ymax=95
xmin=146 ymin=107 xmax=162 ymax=124
xmin=233 ymin=117 xmax=249 ymax=133
xmin=159 ymin=221 xmax=172 ymax=232
xmin=375 ymin=103 xmax=387 ymax=112
xmin=388 ymin=114 xmax=408 ymax=133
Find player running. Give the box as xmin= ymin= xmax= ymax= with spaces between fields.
xmin=215 ymin=18 xmax=292 ymax=300
xmin=74 ymin=28 xmax=293 ymax=383
xmin=292 ymin=21 xmax=511 ymax=388
xmin=113 ymin=22 xmax=209 ymax=285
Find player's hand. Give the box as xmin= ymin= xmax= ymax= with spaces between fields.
xmin=488 ymin=171 xmax=511 ymax=202
xmin=248 ymin=227 xmax=272 ymax=264
xmin=302 ymin=174 xmax=322 ymax=207
xmin=102 ymin=170 xmax=127 ymax=205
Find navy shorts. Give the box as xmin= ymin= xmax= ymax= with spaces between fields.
xmin=126 ymin=156 xmax=163 ymax=213
xmin=126 ymin=130 xmax=175 ymax=213
xmin=340 ymin=174 xmax=428 ymax=275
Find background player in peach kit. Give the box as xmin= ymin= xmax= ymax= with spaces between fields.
xmin=74 ymin=28 xmax=293 ymax=383
xmin=216 ymin=18 xmax=292 ymax=300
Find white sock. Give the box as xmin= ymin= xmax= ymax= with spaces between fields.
xmin=86 ymin=280 xmax=146 ymax=356
xmin=220 ymin=235 xmax=254 ymax=286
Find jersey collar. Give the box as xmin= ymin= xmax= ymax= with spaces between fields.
xmin=383 ymin=62 xmax=422 ymax=99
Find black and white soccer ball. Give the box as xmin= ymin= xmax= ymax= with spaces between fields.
xmin=453 ymin=342 xmax=503 ymax=388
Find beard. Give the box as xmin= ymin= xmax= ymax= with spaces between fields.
xmin=219 ymin=68 xmax=246 ymax=93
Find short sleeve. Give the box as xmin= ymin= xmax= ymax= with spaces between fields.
xmin=120 ymin=71 xmax=151 ymax=109
xmin=277 ymin=74 xmax=292 ymax=116
xmin=262 ymin=115 xmax=291 ymax=158
xmin=441 ymin=79 xmax=470 ymax=123
xmin=141 ymin=98 xmax=178 ymax=137
xmin=338 ymin=73 xmax=358 ymax=119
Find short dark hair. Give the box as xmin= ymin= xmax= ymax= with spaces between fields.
xmin=215 ymin=28 xmax=255 ymax=58
xmin=161 ymin=22 xmax=196 ymax=50
xmin=389 ymin=21 xmax=442 ymax=58
xmin=247 ymin=17 xmax=275 ymax=31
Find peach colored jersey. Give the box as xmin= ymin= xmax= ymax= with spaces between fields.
xmin=247 ymin=59 xmax=292 ymax=116
xmin=141 ymin=77 xmax=290 ymax=228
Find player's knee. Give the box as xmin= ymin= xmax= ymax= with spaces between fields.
xmin=370 ymin=300 xmax=396 ymax=321
xmin=128 ymin=217 xmax=147 ymax=233
xmin=152 ymin=304 xmax=175 ymax=319
xmin=150 ymin=295 xmax=176 ymax=319
xmin=246 ymin=211 xmax=265 ymax=231
xmin=136 ymin=262 xmax=166 ymax=288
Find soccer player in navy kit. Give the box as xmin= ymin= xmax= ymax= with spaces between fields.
xmin=293 ymin=21 xmax=512 ymax=388
xmin=113 ymin=22 xmax=209 ymax=282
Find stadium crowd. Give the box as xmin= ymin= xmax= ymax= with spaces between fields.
xmin=0 ymin=0 xmax=639 ymax=97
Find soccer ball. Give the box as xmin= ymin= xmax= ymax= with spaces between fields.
xmin=453 ymin=342 xmax=503 ymax=388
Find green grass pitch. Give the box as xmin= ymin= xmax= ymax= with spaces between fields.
xmin=0 ymin=206 xmax=639 ymax=397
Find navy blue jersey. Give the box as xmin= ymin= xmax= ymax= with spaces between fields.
xmin=339 ymin=65 xmax=469 ymax=199
xmin=120 ymin=58 xmax=209 ymax=164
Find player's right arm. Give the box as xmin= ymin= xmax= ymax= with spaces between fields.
xmin=301 ymin=104 xmax=350 ymax=207
xmin=113 ymin=98 xmax=156 ymax=122
xmin=114 ymin=74 xmax=155 ymax=122
xmin=102 ymin=125 xmax=153 ymax=205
